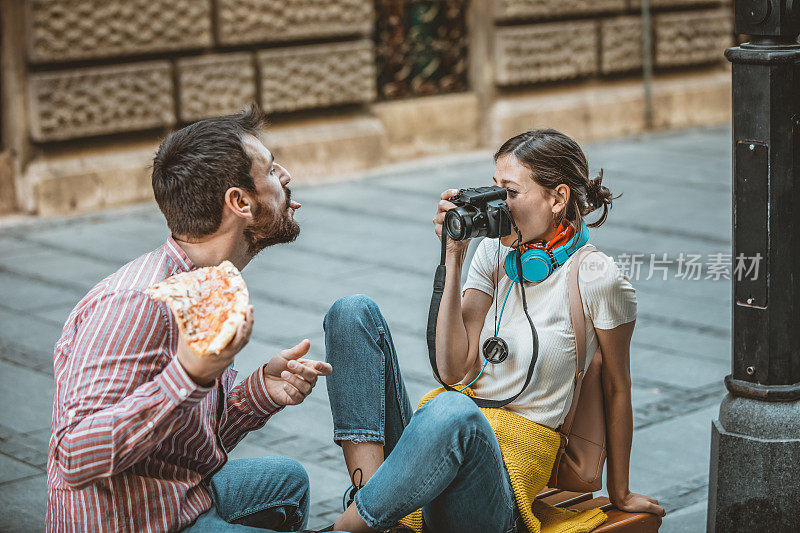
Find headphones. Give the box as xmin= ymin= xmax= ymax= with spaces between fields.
xmin=504 ymin=219 xmax=590 ymax=283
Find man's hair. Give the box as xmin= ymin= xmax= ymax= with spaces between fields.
xmin=152 ymin=105 xmax=266 ymax=238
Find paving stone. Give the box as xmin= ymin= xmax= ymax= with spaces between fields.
xmin=635 ymin=276 xmax=730 ymax=309
xmin=0 ymin=453 xmax=40 ymax=484
xmin=29 ymin=303 xmax=76 ymax=329
xmin=0 ymin=271 xmax=80 ymax=312
xmin=0 ymin=249 xmax=111 ymax=292
xmin=0 ymin=237 xmax=42 ymax=258
xmin=0 ymin=307 xmax=62 ymax=371
xmin=0 ymin=474 xmax=46 ymax=531
xmin=630 ymin=383 xmax=668 ymax=409
xmin=247 ymin=296 xmax=325 ymax=344
xmin=636 ymin=288 xmax=731 ymax=335
xmin=626 ymin=405 xmax=719 ymax=496
xmin=23 ymin=221 xmax=168 ymax=265
xmin=660 ymin=499 xmax=707 ymax=532
xmin=631 ymin=347 xmax=729 ymax=390
xmin=632 ymin=321 xmax=730 ymax=363
xmin=0 ymin=361 xmax=55 ymax=433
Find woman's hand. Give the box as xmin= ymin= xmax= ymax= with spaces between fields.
xmin=433 ymin=189 xmax=471 ymax=257
xmin=612 ymin=491 xmax=666 ymax=517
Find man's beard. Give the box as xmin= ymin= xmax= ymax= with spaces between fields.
xmin=243 ymin=189 xmax=300 ymax=257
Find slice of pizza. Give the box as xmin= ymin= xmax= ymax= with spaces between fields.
xmin=146 ymin=260 xmax=249 ymax=357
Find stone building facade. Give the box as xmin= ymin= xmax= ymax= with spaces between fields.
xmin=0 ymin=0 xmax=733 ymax=216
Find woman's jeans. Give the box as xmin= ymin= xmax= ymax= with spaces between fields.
xmin=324 ymin=294 xmax=522 ymax=533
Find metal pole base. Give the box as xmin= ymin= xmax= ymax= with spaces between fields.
xmin=708 ymin=393 xmax=800 ymax=532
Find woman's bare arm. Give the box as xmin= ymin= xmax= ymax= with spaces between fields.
xmin=432 ymin=189 xmax=493 ymax=384
xmin=597 ymin=320 xmax=666 ymax=517
xmin=434 ymin=248 xmax=493 ymax=384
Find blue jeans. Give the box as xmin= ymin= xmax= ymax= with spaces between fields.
xmin=183 ymin=456 xmax=310 ymax=532
xmin=324 ymin=294 xmax=522 ymax=533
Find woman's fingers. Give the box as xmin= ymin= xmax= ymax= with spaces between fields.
xmin=437 ymin=199 xmax=457 ymax=213
xmin=441 ymin=188 xmax=459 ymax=200
xmin=620 ymin=494 xmax=666 ymax=517
xmin=650 ymin=503 xmax=666 ymax=517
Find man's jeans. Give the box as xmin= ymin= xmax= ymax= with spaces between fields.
xmin=324 ymin=294 xmax=522 ymax=533
xmin=184 ymin=456 xmax=310 ymax=532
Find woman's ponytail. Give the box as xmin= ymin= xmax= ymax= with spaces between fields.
xmin=583 ymin=168 xmax=617 ymax=228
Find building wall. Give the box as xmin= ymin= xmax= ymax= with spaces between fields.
xmin=0 ymin=0 xmax=733 ymax=216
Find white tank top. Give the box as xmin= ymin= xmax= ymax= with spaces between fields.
xmin=462 ymin=239 xmax=637 ymax=429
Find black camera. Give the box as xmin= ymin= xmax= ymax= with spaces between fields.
xmin=444 ymin=186 xmax=513 ymax=241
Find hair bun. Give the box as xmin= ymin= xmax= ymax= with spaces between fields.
xmin=586 ymin=169 xmax=604 ymax=207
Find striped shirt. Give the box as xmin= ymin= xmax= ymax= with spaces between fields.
xmin=46 ymin=237 xmax=282 ymax=532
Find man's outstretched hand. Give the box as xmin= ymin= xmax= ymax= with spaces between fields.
xmin=263 ymin=340 xmax=332 ymax=406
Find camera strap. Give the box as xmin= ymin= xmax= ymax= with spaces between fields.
xmin=427 ymin=230 xmax=539 ymax=409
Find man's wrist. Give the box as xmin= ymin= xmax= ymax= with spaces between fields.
xmin=176 ymin=356 xmax=217 ymax=387
xmin=157 ymin=358 xmax=212 ymax=406
xmin=244 ymin=365 xmax=283 ymax=416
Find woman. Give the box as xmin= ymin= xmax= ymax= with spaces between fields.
xmin=319 ymin=130 xmax=666 ymax=533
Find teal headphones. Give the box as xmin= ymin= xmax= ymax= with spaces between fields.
xmin=505 ymin=219 xmax=590 ymax=283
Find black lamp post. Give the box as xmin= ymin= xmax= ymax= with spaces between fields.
xmin=707 ymin=1 xmax=800 ymax=530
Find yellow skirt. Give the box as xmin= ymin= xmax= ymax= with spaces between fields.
xmin=396 ymin=387 xmax=607 ymax=533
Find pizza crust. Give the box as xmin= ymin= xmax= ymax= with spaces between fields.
xmin=146 ymin=260 xmax=249 ymax=358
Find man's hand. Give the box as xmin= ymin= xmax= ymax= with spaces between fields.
xmin=262 ymin=340 xmax=333 ymax=406
xmin=177 ymin=306 xmax=254 ymax=386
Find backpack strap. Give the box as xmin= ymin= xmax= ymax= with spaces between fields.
xmin=560 ymin=244 xmax=599 ymax=435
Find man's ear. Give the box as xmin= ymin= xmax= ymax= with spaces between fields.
xmin=224 ymin=187 xmax=254 ymax=220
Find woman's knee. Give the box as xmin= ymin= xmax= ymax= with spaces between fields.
xmin=324 ymin=294 xmax=381 ymax=332
xmin=324 ymin=294 xmax=387 ymax=368
xmin=419 ymin=392 xmax=486 ymax=430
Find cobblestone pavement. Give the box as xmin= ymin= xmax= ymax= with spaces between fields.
xmin=0 ymin=126 xmax=731 ymax=532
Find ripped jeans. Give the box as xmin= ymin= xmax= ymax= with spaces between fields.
xmin=324 ymin=294 xmax=522 ymax=533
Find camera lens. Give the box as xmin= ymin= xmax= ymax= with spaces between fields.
xmin=445 ymin=211 xmax=466 ymax=240
xmin=446 ymin=208 xmax=478 ymax=241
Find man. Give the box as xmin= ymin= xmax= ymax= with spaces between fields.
xmin=46 ymin=106 xmax=333 ymax=532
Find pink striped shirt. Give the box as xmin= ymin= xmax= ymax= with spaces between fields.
xmin=47 ymin=237 xmax=282 ymax=532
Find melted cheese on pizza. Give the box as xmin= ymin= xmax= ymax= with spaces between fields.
xmin=146 ymin=261 xmax=248 ymax=356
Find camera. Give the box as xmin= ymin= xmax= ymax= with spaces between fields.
xmin=444 ymin=186 xmax=513 ymax=241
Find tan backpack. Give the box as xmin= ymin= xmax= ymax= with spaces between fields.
xmin=547 ymin=244 xmax=608 ymax=492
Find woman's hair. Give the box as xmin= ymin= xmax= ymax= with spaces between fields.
xmin=494 ymin=129 xmax=620 ymax=229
